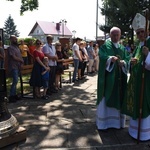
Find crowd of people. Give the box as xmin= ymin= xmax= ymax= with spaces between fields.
xmin=72 ymin=38 xmax=99 ymax=82
xmin=5 ymin=35 xmax=99 ymax=102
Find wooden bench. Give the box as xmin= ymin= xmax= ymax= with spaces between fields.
xmin=63 ymin=57 xmax=74 ymax=82
xmin=60 ymin=57 xmax=74 ymax=87
xmin=20 ymin=58 xmax=74 ymax=97
xmin=20 ymin=64 xmax=35 ymax=99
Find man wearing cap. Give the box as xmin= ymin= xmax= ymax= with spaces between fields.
xmin=96 ymin=27 xmax=130 ymax=130
xmin=122 ymin=13 xmax=150 ymax=141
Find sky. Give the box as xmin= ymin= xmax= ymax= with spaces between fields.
xmin=0 ymin=0 xmax=105 ymax=40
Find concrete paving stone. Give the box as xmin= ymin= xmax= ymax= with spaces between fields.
xmin=46 ymin=118 xmax=73 ymax=127
xmin=113 ymin=128 xmax=135 ymax=144
xmin=12 ymin=99 xmax=47 ymax=105
xmin=67 ymin=123 xmax=102 ymax=148
xmin=46 ymin=104 xmax=96 ymax=124
xmin=20 ymin=120 xmax=49 ymax=127
xmin=13 ymin=111 xmax=47 ymax=122
xmin=40 ymin=148 xmax=97 ymax=150
xmin=18 ymin=125 xmax=68 ymax=149
xmin=86 ymin=85 xmax=97 ymax=90
xmin=69 ymin=96 xmax=96 ymax=105
xmin=95 ymin=143 xmax=150 ymax=150
xmin=61 ymin=91 xmax=82 ymax=97
xmin=47 ymin=108 xmax=85 ymax=123
xmin=8 ymin=106 xmax=30 ymax=111
xmin=79 ymin=106 xmax=96 ymax=123
xmin=97 ymin=129 xmax=121 ymax=145
xmin=97 ymin=126 xmax=150 ymax=149
xmin=53 ymin=94 xmax=96 ymax=105
xmin=10 ymin=105 xmax=48 ymax=114
xmin=72 ymin=100 xmax=96 ymax=106
xmin=73 ymin=84 xmax=93 ymax=90
xmin=85 ymin=89 xmax=97 ymax=95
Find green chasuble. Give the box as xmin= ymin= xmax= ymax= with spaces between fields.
xmin=97 ymin=40 xmax=130 ymax=110
xmin=122 ymin=38 xmax=150 ymax=119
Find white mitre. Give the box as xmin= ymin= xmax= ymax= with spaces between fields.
xmin=132 ymin=13 xmax=146 ymax=31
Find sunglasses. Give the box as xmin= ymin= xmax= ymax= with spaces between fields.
xmin=36 ymin=42 xmax=41 ymax=45
xmin=136 ymin=30 xmax=144 ymax=35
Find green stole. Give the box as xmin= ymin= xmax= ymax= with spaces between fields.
xmin=97 ymin=40 xmax=130 ymax=110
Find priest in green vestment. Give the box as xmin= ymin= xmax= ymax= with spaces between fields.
xmin=122 ymin=13 xmax=150 ymax=141
xmin=96 ymin=27 xmax=130 ymax=130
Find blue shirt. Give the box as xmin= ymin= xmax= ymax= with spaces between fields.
xmin=41 ymin=67 xmax=49 ymax=80
xmin=87 ymin=46 xmax=94 ymax=59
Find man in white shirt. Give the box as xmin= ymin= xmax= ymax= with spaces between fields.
xmin=42 ymin=35 xmax=58 ymax=94
xmin=72 ymin=37 xmax=82 ymax=82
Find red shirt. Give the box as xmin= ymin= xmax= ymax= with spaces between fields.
xmin=33 ymin=50 xmax=45 ymax=61
xmin=29 ymin=45 xmax=36 ymax=55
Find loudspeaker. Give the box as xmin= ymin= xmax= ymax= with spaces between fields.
xmin=56 ymin=23 xmax=60 ymax=31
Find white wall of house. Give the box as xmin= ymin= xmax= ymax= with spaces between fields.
xmin=29 ymin=25 xmax=46 ymax=43
xmin=29 ymin=24 xmax=72 ymax=44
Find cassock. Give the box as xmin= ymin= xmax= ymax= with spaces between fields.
xmin=96 ymin=40 xmax=130 ymax=130
xmin=122 ymin=38 xmax=150 ymax=141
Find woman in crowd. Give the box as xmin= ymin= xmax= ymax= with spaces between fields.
xmin=55 ymin=42 xmax=64 ymax=90
xmin=29 ymin=39 xmax=50 ymax=98
xmin=81 ymin=41 xmax=89 ymax=78
xmin=62 ymin=43 xmax=69 ymax=59
xmin=19 ymin=39 xmax=29 ymax=65
xmin=28 ymin=39 xmax=36 ymax=64
xmin=93 ymin=43 xmax=99 ymax=72
xmin=78 ymin=41 xmax=86 ymax=80
xmin=41 ymin=57 xmax=50 ymax=99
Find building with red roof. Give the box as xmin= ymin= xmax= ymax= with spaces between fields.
xmin=28 ymin=21 xmax=72 ymax=43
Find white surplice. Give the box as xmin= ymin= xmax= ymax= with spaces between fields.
xmin=96 ymin=98 xmax=126 ymax=130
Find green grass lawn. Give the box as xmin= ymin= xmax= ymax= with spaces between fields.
xmin=6 ymin=74 xmax=31 ymax=96
xmin=6 ymin=72 xmax=71 ymax=96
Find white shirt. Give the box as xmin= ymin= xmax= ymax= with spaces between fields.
xmin=72 ymin=43 xmax=80 ymax=59
xmin=42 ymin=43 xmax=57 ymax=66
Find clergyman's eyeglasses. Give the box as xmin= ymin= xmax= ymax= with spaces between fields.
xmin=136 ymin=30 xmax=144 ymax=35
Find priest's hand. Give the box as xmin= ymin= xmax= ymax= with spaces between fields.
xmin=142 ymin=46 xmax=149 ymax=56
xmin=111 ymin=56 xmax=118 ymax=63
xmin=131 ymin=58 xmax=137 ymax=65
xmin=118 ymin=60 xmax=125 ymax=67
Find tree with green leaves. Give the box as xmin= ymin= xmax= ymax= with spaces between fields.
xmin=3 ymin=15 xmax=20 ymax=44
xmin=6 ymin=0 xmax=39 ymax=15
xmin=100 ymin=0 xmax=150 ymax=43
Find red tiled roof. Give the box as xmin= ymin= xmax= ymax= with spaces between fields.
xmin=29 ymin=21 xmax=72 ymax=36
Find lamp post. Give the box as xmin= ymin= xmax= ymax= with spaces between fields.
xmin=104 ymin=0 xmax=108 ymax=40
xmin=96 ymin=0 xmax=98 ymax=41
xmin=59 ymin=19 xmax=67 ymax=37
xmin=72 ymin=30 xmax=76 ymax=38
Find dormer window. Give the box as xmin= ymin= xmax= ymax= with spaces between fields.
xmin=37 ymin=30 xmax=40 ymax=34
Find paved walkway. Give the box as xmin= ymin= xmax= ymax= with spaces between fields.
xmin=4 ymin=73 xmax=150 ymax=150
